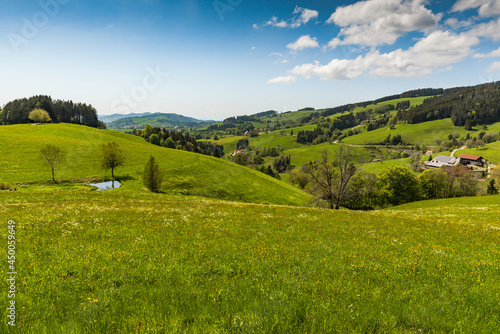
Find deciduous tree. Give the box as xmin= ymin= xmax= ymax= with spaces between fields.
xmin=376 ymin=165 xmax=420 ymax=206
xmin=100 ymin=142 xmax=125 ymax=179
xmin=29 ymin=108 xmax=52 ymax=123
xmin=306 ymin=146 xmax=357 ymax=210
xmin=40 ymin=144 xmax=65 ymax=183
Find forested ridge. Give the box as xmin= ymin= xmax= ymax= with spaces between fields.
xmin=396 ymin=82 xmax=500 ymax=127
xmin=1 ymin=95 xmax=101 ymax=128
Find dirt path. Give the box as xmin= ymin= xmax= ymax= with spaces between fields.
xmin=451 ymin=146 xmax=466 ymax=157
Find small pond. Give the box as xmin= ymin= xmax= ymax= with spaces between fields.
xmin=89 ymin=181 xmax=121 ymax=191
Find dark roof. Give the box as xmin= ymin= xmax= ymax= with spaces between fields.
xmin=459 ymin=154 xmax=482 ymax=161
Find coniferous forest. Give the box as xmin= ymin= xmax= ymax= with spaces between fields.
xmin=1 ymin=95 xmax=102 ymax=128
xmin=396 ymin=82 xmax=500 ymax=127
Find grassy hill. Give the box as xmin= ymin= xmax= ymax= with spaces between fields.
xmin=106 ymin=112 xmax=214 ymax=129
xmin=342 ymin=118 xmax=500 ymax=147
xmin=0 ymin=123 xmax=309 ymax=206
xmin=99 ymin=112 xmax=154 ymax=124
xmin=1 ymin=190 xmax=498 ymax=333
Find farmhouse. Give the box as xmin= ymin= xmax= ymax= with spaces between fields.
xmin=424 ymin=155 xmax=459 ymax=169
xmin=458 ymin=154 xmax=485 ymax=167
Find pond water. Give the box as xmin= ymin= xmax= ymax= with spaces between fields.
xmin=89 ymin=181 xmax=121 ymax=191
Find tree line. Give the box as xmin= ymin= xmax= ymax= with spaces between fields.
xmin=131 ymin=124 xmax=224 ymax=158
xmin=316 ymin=88 xmax=441 ymax=119
xmin=288 ymin=147 xmax=491 ymax=210
xmin=1 ymin=95 xmax=103 ymax=128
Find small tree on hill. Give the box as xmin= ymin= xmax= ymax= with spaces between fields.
xmin=142 ymin=155 xmax=163 ymax=192
xmin=29 ymin=108 xmax=52 ymax=123
xmin=40 ymin=144 xmax=66 ymax=183
xmin=100 ymin=142 xmax=125 ymax=179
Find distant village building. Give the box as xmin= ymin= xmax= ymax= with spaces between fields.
xmin=229 ymin=149 xmax=243 ymax=157
xmin=425 ymin=150 xmax=433 ymax=155
xmin=458 ymin=154 xmax=485 ymax=167
xmin=424 ymin=155 xmax=459 ymax=169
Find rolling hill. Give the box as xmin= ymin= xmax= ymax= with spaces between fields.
xmin=105 ymin=112 xmax=215 ymax=129
xmin=1 ymin=190 xmax=498 ymax=332
xmin=0 ymin=123 xmax=309 ymax=206
xmin=98 ymin=112 xmax=155 ymax=123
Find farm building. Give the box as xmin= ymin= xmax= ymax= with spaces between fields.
xmin=424 ymin=155 xmax=459 ymax=169
xmin=458 ymin=154 xmax=485 ymax=167
xmin=229 ymin=149 xmax=243 ymax=157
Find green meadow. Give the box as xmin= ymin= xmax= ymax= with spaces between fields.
xmin=0 ymin=124 xmax=308 ymax=206
xmin=2 ymin=120 xmax=500 ymax=333
xmin=1 ymin=190 xmax=499 ymax=333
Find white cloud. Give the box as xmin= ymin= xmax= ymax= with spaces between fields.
xmin=438 ymin=66 xmax=453 ymax=72
xmin=267 ymin=75 xmax=297 ymax=84
xmin=445 ymin=17 xmax=475 ymax=28
xmin=486 ymin=61 xmax=500 ymax=72
xmin=253 ymin=24 xmax=259 ymax=30
xmin=265 ymin=6 xmax=318 ymax=28
xmin=326 ymin=0 xmax=441 ymax=47
xmin=291 ymin=30 xmax=479 ymax=80
xmin=293 ymin=6 xmax=319 ymax=25
xmin=287 ymin=35 xmax=320 ymax=51
xmin=327 ymin=38 xmax=341 ymax=49
xmin=281 ymin=59 xmax=289 ymax=64
xmin=451 ymin=0 xmax=500 ymax=17
xmin=467 ymin=17 xmax=500 ymax=41
xmin=474 ymin=47 xmax=500 ymax=58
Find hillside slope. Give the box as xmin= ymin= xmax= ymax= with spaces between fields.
xmin=106 ymin=112 xmax=214 ymax=128
xmin=1 ymin=190 xmax=498 ymax=332
xmin=0 ymin=123 xmax=309 ymax=206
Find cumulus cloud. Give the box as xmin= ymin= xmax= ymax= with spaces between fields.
xmin=287 ymin=35 xmax=320 ymax=51
xmin=466 ymin=17 xmax=500 ymax=41
xmin=327 ymin=38 xmax=341 ymax=49
xmin=326 ymin=0 xmax=441 ymax=47
xmin=265 ymin=6 xmax=318 ymax=28
xmin=486 ymin=61 xmax=500 ymax=72
xmin=474 ymin=47 xmax=500 ymax=58
xmin=451 ymin=0 xmax=500 ymax=17
xmin=253 ymin=24 xmax=259 ymax=30
xmin=291 ymin=30 xmax=479 ymax=80
xmin=267 ymin=75 xmax=297 ymax=84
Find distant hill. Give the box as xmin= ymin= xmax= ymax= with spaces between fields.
xmin=105 ymin=112 xmax=215 ymax=128
xmin=99 ymin=112 xmax=155 ymax=123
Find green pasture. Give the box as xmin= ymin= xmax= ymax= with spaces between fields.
xmin=0 ymin=124 xmax=308 ymax=206
xmin=1 ymin=191 xmax=499 ymax=333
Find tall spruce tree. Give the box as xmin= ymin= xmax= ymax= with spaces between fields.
xmin=142 ymin=155 xmax=163 ymax=192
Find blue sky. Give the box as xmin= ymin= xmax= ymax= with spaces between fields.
xmin=1 ymin=0 xmax=499 ymax=120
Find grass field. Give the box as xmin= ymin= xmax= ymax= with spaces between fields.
xmin=1 ymin=190 xmax=499 ymax=333
xmin=342 ymin=119 xmax=460 ymax=146
xmin=0 ymin=124 xmax=309 ymax=206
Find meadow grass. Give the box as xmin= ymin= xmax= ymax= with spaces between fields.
xmin=342 ymin=119 xmax=463 ymax=146
xmin=0 ymin=190 xmax=499 ymax=333
xmin=0 ymin=124 xmax=309 ymax=206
